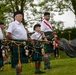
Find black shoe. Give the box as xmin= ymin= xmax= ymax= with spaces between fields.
xmin=39 ymin=71 xmax=45 ymax=74
xmin=35 ymin=71 xmax=45 ymax=74
xmin=48 ymin=66 xmax=51 ymax=69
xmin=35 ymin=72 xmax=38 ymax=74
xmin=44 ymin=68 xmax=47 ymax=70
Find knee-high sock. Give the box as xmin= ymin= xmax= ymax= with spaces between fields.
xmin=35 ymin=61 xmax=40 ymax=72
xmin=44 ymin=55 xmax=48 ymax=69
xmin=0 ymin=58 xmax=3 ymax=68
xmin=38 ymin=61 xmax=41 ymax=71
xmin=48 ymin=55 xmax=51 ymax=68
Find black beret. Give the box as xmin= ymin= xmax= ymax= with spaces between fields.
xmin=14 ymin=11 xmax=23 ymax=17
xmin=44 ymin=12 xmax=50 ymax=16
xmin=34 ymin=24 xmax=41 ymax=30
xmin=0 ymin=22 xmax=4 ymax=25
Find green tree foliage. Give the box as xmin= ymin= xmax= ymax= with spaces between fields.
xmin=0 ymin=0 xmax=35 ymax=25
xmin=31 ymin=0 xmax=75 ymax=30
xmin=71 ymin=0 xmax=76 ymax=17
xmin=0 ymin=0 xmax=76 ymax=30
xmin=58 ymin=27 xmax=76 ymax=40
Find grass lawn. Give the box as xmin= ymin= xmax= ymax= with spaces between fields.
xmin=0 ymin=51 xmax=76 ymax=75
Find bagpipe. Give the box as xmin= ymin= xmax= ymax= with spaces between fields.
xmin=0 ymin=38 xmax=53 ymax=67
xmin=0 ymin=31 xmax=61 ymax=69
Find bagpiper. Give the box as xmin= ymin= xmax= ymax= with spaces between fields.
xmin=0 ymin=22 xmax=5 ymax=71
xmin=41 ymin=12 xmax=53 ymax=70
xmin=30 ymin=24 xmax=47 ymax=74
xmin=6 ymin=11 xmax=28 ymax=68
xmin=52 ymin=33 xmax=60 ymax=59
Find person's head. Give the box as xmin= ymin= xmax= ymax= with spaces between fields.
xmin=0 ymin=22 xmax=5 ymax=30
xmin=44 ymin=12 xmax=50 ymax=21
xmin=53 ymin=32 xmax=58 ymax=38
xmin=14 ymin=11 xmax=23 ymax=22
xmin=34 ymin=24 xmax=41 ymax=32
xmin=54 ymin=34 xmax=57 ymax=38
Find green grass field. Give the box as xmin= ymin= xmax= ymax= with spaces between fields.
xmin=0 ymin=51 xmax=76 ymax=75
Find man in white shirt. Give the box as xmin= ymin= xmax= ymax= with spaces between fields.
xmin=6 ymin=11 xmax=28 ymax=68
xmin=0 ymin=22 xmax=4 ymax=40
xmin=41 ymin=12 xmax=53 ymax=70
xmin=30 ymin=24 xmax=46 ymax=74
xmin=6 ymin=12 xmax=27 ymax=40
xmin=41 ymin=12 xmax=53 ymax=32
xmin=0 ymin=22 xmax=5 ymax=71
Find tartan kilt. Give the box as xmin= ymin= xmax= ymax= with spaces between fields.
xmin=44 ymin=31 xmax=53 ymax=53
xmin=44 ymin=43 xmax=53 ymax=53
xmin=10 ymin=40 xmax=28 ymax=68
xmin=32 ymin=48 xmax=42 ymax=61
xmin=27 ymin=42 xmax=42 ymax=61
xmin=0 ymin=40 xmax=3 ymax=67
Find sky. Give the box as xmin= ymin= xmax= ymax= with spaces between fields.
xmin=54 ymin=10 xmax=75 ymax=28
xmin=28 ymin=10 xmax=75 ymax=32
xmin=25 ymin=0 xmax=76 ymax=32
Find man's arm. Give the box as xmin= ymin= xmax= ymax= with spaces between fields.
xmin=40 ymin=31 xmax=48 ymax=41
xmin=6 ymin=32 xmax=12 ymax=39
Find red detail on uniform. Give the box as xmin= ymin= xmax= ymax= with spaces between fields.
xmin=35 ymin=63 xmax=38 ymax=68
xmin=44 ymin=21 xmax=52 ymax=30
xmin=17 ymin=69 xmax=22 ymax=73
xmin=45 ymin=59 xmax=48 ymax=62
xmin=55 ymin=39 xmax=60 ymax=48
xmin=57 ymin=39 xmax=60 ymax=43
xmin=55 ymin=42 xmax=58 ymax=48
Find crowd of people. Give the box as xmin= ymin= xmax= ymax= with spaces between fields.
xmin=0 ymin=11 xmax=60 ymax=74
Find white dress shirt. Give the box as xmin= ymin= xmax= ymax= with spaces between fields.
xmin=0 ymin=28 xmax=3 ymax=40
xmin=31 ymin=31 xmax=42 ymax=40
xmin=41 ymin=19 xmax=53 ymax=32
xmin=7 ymin=20 xmax=27 ymax=40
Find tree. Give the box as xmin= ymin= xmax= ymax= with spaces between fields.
xmin=71 ymin=0 xmax=76 ymax=17
xmin=0 ymin=0 xmax=76 ymax=31
xmin=32 ymin=0 xmax=76 ymax=30
xmin=58 ymin=27 xmax=76 ymax=40
xmin=0 ymin=0 xmax=35 ymax=25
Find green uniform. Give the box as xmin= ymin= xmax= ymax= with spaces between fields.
xmin=32 ymin=42 xmax=42 ymax=61
xmin=30 ymin=31 xmax=44 ymax=73
xmin=43 ymin=31 xmax=53 ymax=69
xmin=44 ymin=31 xmax=53 ymax=53
xmin=41 ymin=18 xmax=53 ymax=70
xmin=7 ymin=14 xmax=28 ymax=69
xmin=0 ymin=40 xmax=3 ymax=68
xmin=11 ymin=40 xmax=28 ymax=68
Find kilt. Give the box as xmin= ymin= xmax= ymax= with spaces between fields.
xmin=44 ymin=31 xmax=53 ymax=53
xmin=0 ymin=40 xmax=3 ymax=68
xmin=28 ymin=42 xmax=42 ymax=61
xmin=32 ymin=48 xmax=42 ymax=61
xmin=10 ymin=40 xmax=28 ymax=68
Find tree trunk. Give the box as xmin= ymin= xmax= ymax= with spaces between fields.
xmin=21 ymin=0 xmax=25 ymax=25
xmin=71 ymin=0 xmax=76 ymax=15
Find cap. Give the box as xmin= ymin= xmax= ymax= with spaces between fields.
xmin=44 ymin=12 xmax=50 ymax=16
xmin=14 ymin=11 xmax=23 ymax=17
xmin=33 ymin=24 xmax=41 ymax=30
xmin=0 ymin=22 xmax=4 ymax=25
